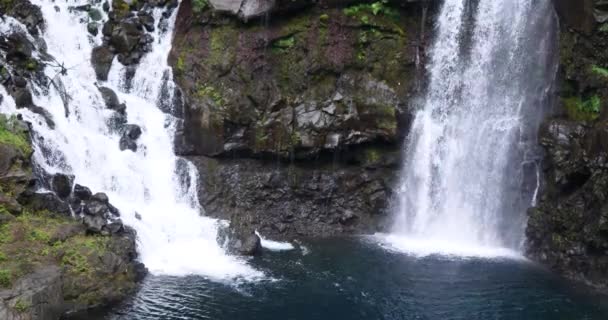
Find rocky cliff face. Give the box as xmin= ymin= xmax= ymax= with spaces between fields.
xmin=0 ymin=113 xmax=146 ymax=318
xmin=526 ymin=0 xmax=608 ymax=289
xmin=1 ymin=1 xmax=149 ymax=318
xmin=171 ymin=0 xmax=432 ymax=239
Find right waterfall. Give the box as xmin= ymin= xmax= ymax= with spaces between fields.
xmin=390 ymin=0 xmax=558 ymax=255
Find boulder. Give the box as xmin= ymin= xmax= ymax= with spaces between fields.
xmin=119 ymin=124 xmax=142 ymax=152
xmin=18 ymin=192 xmax=71 ymax=216
xmin=98 ymin=87 xmax=127 ymax=114
xmin=73 ymin=184 xmax=92 ymax=201
xmin=51 ymin=173 xmax=74 ymax=199
xmin=217 ymin=224 xmax=262 ymax=256
xmin=91 ymin=46 xmax=115 ymax=81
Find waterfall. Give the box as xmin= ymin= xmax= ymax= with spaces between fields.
xmin=1 ymin=1 xmax=261 ymax=280
xmin=388 ymin=0 xmax=557 ymax=256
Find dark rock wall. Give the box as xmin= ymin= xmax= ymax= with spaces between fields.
xmin=526 ymin=0 xmax=608 ymax=289
xmin=171 ymin=0 xmax=433 ymax=238
xmin=172 ymin=0 xmax=434 ymax=238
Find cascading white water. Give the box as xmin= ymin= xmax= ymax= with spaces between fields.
xmin=387 ymin=0 xmax=557 ymax=256
xmin=1 ymin=1 xmax=261 ymax=279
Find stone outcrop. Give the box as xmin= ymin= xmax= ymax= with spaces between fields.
xmin=527 ymin=0 xmax=608 ymax=289
xmin=172 ymin=0 xmax=432 ymax=239
xmin=91 ymin=0 xmax=179 ymax=80
xmin=0 ymin=113 xmax=146 ymax=318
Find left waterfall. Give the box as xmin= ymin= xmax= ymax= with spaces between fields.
xmin=0 ymin=0 xmax=261 ymax=280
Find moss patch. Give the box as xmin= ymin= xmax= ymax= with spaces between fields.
xmin=564 ymin=95 xmax=601 ymax=121
xmin=0 ymin=114 xmax=32 ymax=155
xmin=591 ymin=65 xmax=608 ymax=78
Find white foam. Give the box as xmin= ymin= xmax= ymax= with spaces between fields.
xmin=256 ymin=231 xmax=295 ymax=251
xmin=374 ymin=234 xmax=526 ymax=260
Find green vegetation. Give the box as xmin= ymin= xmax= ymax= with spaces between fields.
xmin=0 ymin=0 xmax=15 ymax=10
xmin=14 ymin=299 xmax=30 ymax=313
xmin=319 ymin=14 xmax=330 ymax=24
xmin=0 ymin=269 xmax=11 ymax=287
xmin=0 ymin=210 xmax=105 ymax=288
xmin=0 ymin=114 xmax=32 ymax=155
xmin=196 ymin=84 xmax=225 ymax=107
xmin=564 ymin=95 xmax=602 ymax=121
xmin=344 ymin=0 xmax=399 ymax=22
xmin=272 ymin=36 xmax=296 ymax=52
xmin=176 ymin=55 xmax=186 ymax=74
xmin=192 ymin=0 xmax=209 ymax=13
xmin=591 ymin=65 xmax=608 ymax=78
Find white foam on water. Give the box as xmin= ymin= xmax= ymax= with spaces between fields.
xmin=374 ymin=234 xmax=525 ymax=260
xmin=255 ymin=231 xmax=295 ymax=251
xmin=0 ymin=0 xmax=264 ymax=281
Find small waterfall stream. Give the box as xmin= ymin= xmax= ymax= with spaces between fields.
xmin=1 ymin=0 xmax=261 ymax=280
xmin=388 ymin=0 xmax=558 ymax=256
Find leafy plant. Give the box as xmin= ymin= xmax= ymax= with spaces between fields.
xmin=192 ymin=0 xmax=209 ymax=13
xmin=591 ymin=65 xmax=608 ymax=78
xmin=344 ymin=0 xmax=398 ymax=21
xmin=0 ymin=114 xmax=32 ymax=155
xmin=14 ymin=299 xmax=29 ymax=313
xmin=564 ymin=95 xmax=602 ymax=121
xmin=0 ymin=269 xmax=11 ymax=287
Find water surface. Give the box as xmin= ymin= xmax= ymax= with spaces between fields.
xmin=103 ymin=238 xmax=608 ymax=320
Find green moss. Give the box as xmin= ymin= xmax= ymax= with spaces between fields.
xmin=344 ymin=0 xmax=399 ymax=22
xmin=207 ymin=25 xmax=238 ymax=69
xmin=319 ymin=14 xmax=330 ymax=23
xmin=0 ymin=114 xmax=32 ymax=155
xmin=0 ymin=0 xmax=15 ymax=10
xmin=364 ymin=148 xmax=381 ymax=164
xmin=192 ymin=0 xmax=209 ymax=13
xmin=272 ymin=36 xmax=296 ymax=51
xmin=591 ymin=65 xmax=608 ymax=78
xmin=175 ymin=55 xmax=186 ymax=75
xmin=0 ymin=269 xmax=11 ymax=287
xmin=564 ymin=95 xmax=602 ymax=121
xmin=196 ymin=84 xmax=225 ymax=107
xmin=14 ymin=299 xmax=29 ymax=313
xmin=600 ymin=23 xmax=608 ymax=33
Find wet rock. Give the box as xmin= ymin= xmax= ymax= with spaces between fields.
xmin=3 ymin=32 xmax=34 ymax=62
xmin=119 ymin=124 xmax=142 ymax=152
xmin=218 ymin=224 xmax=262 ymax=256
xmin=73 ymin=184 xmax=92 ymax=201
xmin=104 ymin=220 xmax=125 ymax=235
xmin=98 ymin=86 xmax=127 ymax=114
xmin=87 ymin=22 xmax=99 ymax=36
xmin=139 ymin=13 xmax=155 ymax=32
xmin=527 ymin=117 xmax=608 ymax=289
xmin=89 ymin=8 xmax=103 ymax=21
xmin=91 ymin=46 xmax=115 ymax=81
xmin=19 ymin=191 xmax=71 ymax=216
xmin=2 ymin=0 xmax=44 ymax=35
xmin=51 ymin=173 xmax=74 ymax=199
xmin=83 ymin=214 xmax=107 ymax=233
xmin=194 ymin=156 xmax=397 ymax=240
